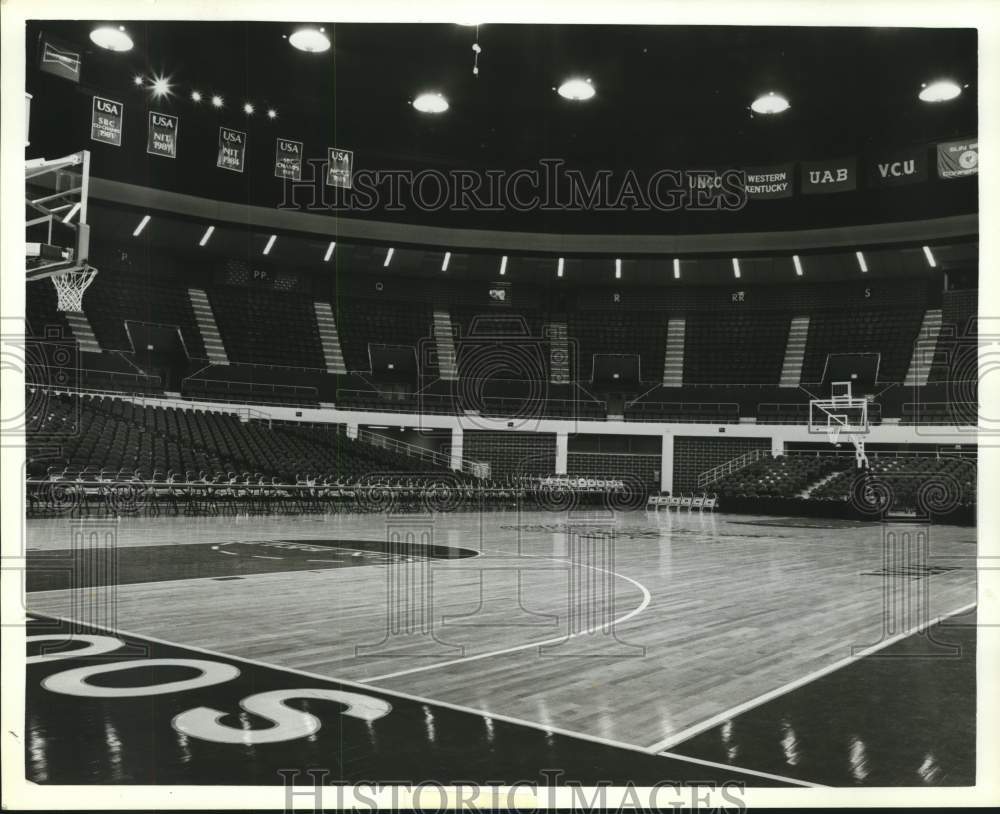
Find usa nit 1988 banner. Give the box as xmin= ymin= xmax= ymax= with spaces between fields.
xmin=937 ymin=138 xmax=978 ymax=179
xmin=275 ymin=138 xmax=303 ymax=180
xmin=326 ymin=147 xmax=354 ymax=189
xmin=91 ymin=96 xmax=123 ymax=146
xmin=147 ymin=112 xmax=178 ymax=159
xmin=217 ymin=127 xmax=247 ymax=173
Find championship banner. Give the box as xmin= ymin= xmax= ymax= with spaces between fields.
xmin=147 ymin=112 xmax=178 ymax=159
xmin=742 ymin=164 xmax=794 ymax=199
xmin=326 ymin=147 xmax=354 ymax=189
xmin=90 ymin=96 xmax=124 ymax=146
xmin=869 ymin=148 xmax=927 ymax=186
xmin=937 ymin=139 xmax=978 ymax=179
xmin=38 ymin=34 xmax=81 ymax=82
xmin=275 ymin=138 xmax=303 ymax=180
xmin=217 ymin=127 xmax=247 ymax=173
xmin=800 ymin=157 xmax=857 ymax=194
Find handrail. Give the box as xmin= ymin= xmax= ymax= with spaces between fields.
xmin=356 ymin=429 xmax=490 ymax=479
xmin=697 ymin=448 xmax=769 ymax=488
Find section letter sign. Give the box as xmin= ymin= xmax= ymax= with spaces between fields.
xmin=937 ymin=139 xmax=978 ymax=179
xmin=326 ymin=147 xmax=354 ymax=189
xmin=147 ymin=112 xmax=178 ymax=159
xmin=91 ymin=96 xmax=124 ymax=146
xmin=275 ymin=138 xmax=304 ymax=180
xmin=218 ymin=127 xmax=247 ymax=173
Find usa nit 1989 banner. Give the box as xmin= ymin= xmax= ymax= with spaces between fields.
xmin=275 ymin=138 xmax=303 ymax=180
xmin=217 ymin=127 xmax=247 ymax=173
xmin=147 ymin=112 xmax=178 ymax=159
xmin=90 ymin=96 xmax=123 ymax=146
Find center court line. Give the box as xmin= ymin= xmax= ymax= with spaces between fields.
xmin=646 ymin=600 xmax=977 ymax=753
xmin=360 ymin=545 xmax=652 ymax=683
xmin=27 ymin=611 xmax=819 ymax=788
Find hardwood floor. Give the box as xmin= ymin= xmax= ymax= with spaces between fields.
xmin=26 ymin=510 xmax=977 ymax=750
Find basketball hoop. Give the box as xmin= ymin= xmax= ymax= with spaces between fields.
xmin=51 ymin=265 xmax=97 ymax=312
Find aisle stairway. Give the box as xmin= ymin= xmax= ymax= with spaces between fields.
xmin=780 ymin=316 xmax=810 ymax=387
xmin=188 ymin=288 xmax=229 ymax=365
xmin=662 ymin=318 xmax=685 ymax=387
xmin=903 ymin=308 xmax=943 ymax=388
xmin=432 ymin=308 xmax=458 ymax=380
xmin=314 ymin=302 xmax=348 ymax=374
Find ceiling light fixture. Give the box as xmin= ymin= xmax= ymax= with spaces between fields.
xmin=211 ymin=95 xmax=224 ymax=108
xmin=750 ymin=91 xmax=790 ymax=115
xmin=90 ymin=25 xmax=133 ymax=52
xmin=413 ymin=92 xmax=449 ymax=114
xmin=289 ymin=27 xmax=331 ymax=53
xmin=673 ymin=258 xmax=681 ymax=280
xmin=499 ymin=255 xmax=507 ymax=275
xmin=324 ymin=241 xmax=336 ymax=262
xmin=441 ymin=251 xmax=451 ymax=271
xmin=923 ymin=245 xmax=937 ymax=268
xmin=732 ymin=257 xmax=741 ymax=279
xmin=557 ymin=257 xmax=565 ymax=278
xmin=918 ymin=80 xmax=962 ymax=103
xmin=263 ymin=234 xmax=277 ymax=255
xmin=793 ymin=254 xmax=803 ymax=276
xmin=191 ymin=90 xmax=203 ymax=103
xmin=132 ymin=215 xmax=151 ymax=237
xmin=384 ymin=247 xmax=394 ymax=267
xmin=267 ymin=108 xmax=277 ymax=119
xmin=199 ymin=225 xmax=215 ymax=247
xmin=243 ymin=103 xmax=255 ymax=115
xmin=856 ymin=251 xmax=868 ymax=273
xmin=133 ymin=75 xmax=144 ymax=87
xmin=151 ymin=74 xmax=172 ymax=99
xmin=557 ymin=78 xmax=595 ymax=101
xmin=615 ymin=258 xmax=622 ymax=280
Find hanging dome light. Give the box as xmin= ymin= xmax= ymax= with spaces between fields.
xmin=289 ymin=27 xmax=331 ymax=53
xmin=413 ymin=92 xmax=449 ymax=114
xmin=557 ymin=78 xmax=595 ymax=101
xmin=918 ymin=79 xmax=962 ymax=103
xmin=90 ymin=25 xmax=133 ymax=52
xmin=751 ymin=91 xmax=790 ymax=115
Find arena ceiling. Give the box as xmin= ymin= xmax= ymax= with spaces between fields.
xmin=26 ymin=22 xmax=978 ymax=235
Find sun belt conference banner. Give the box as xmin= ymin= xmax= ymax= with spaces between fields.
xmin=868 ymin=148 xmax=927 ymax=187
xmin=147 ymin=112 xmax=178 ymax=159
xmin=90 ymin=96 xmax=124 ymax=146
xmin=937 ymin=138 xmax=978 ymax=179
xmin=217 ymin=127 xmax=247 ymax=173
xmin=275 ymin=138 xmax=303 ymax=180
xmin=742 ymin=164 xmax=794 ymax=199
xmin=800 ymin=157 xmax=857 ymax=194
xmin=326 ymin=147 xmax=354 ymax=189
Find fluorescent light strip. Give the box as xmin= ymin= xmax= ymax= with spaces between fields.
xmin=732 ymin=257 xmax=741 ymax=279
xmin=557 ymin=257 xmax=564 ymax=278
xmin=442 ymin=251 xmax=451 ymax=271
xmin=499 ymin=255 xmax=508 ymax=275
xmin=923 ymin=245 xmax=937 ymax=268
xmin=324 ymin=241 xmax=336 ymax=262
xmin=856 ymin=250 xmax=868 ymax=272
xmin=132 ymin=215 xmax=151 ymax=237
xmin=62 ymin=202 xmax=81 ymax=224
xmin=673 ymin=258 xmax=680 ymax=280
xmin=263 ymin=234 xmax=277 ymax=256
xmin=384 ymin=247 xmax=394 ymax=267
xmin=793 ymin=254 xmax=803 ymax=276
xmin=199 ymin=225 xmax=215 ymax=247
xmin=615 ymin=258 xmax=622 ymax=280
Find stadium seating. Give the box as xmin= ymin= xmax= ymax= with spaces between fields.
xmin=683 ymin=312 xmax=790 ymax=384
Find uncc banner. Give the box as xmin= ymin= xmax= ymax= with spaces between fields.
xmin=147 ymin=112 xmax=178 ymax=159
xmin=800 ymin=157 xmax=857 ymax=194
xmin=217 ymin=127 xmax=247 ymax=173
xmin=275 ymin=138 xmax=303 ymax=180
xmin=937 ymin=139 xmax=978 ymax=179
xmin=90 ymin=96 xmax=123 ymax=146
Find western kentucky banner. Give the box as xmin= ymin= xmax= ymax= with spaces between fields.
xmin=742 ymin=164 xmax=794 ymax=199
xmin=937 ymin=139 xmax=978 ymax=179
xmin=275 ymin=138 xmax=303 ymax=180
xmin=217 ymin=127 xmax=247 ymax=173
xmin=90 ymin=96 xmax=123 ymax=146
xmin=800 ymin=157 xmax=857 ymax=194
xmin=38 ymin=34 xmax=81 ymax=82
xmin=326 ymin=147 xmax=354 ymax=188
xmin=869 ymin=148 xmax=927 ymax=186
xmin=147 ymin=112 xmax=178 ymax=159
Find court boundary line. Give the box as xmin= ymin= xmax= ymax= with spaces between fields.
xmin=647 ymin=600 xmax=977 ymax=753
xmin=26 ymin=612 xmax=819 ymax=788
xmin=359 ymin=545 xmax=652 ymax=683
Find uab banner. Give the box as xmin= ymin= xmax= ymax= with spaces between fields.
xmin=326 ymin=147 xmax=354 ymax=189
xmin=147 ymin=112 xmax=178 ymax=159
xmin=742 ymin=164 xmax=794 ymax=199
xmin=217 ymin=127 xmax=247 ymax=173
xmin=937 ymin=139 xmax=978 ymax=179
xmin=90 ymin=96 xmax=123 ymax=146
xmin=869 ymin=148 xmax=927 ymax=186
xmin=275 ymin=138 xmax=303 ymax=180
xmin=800 ymin=157 xmax=857 ymax=194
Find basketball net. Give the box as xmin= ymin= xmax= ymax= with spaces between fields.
xmin=51 ymin=265 xmax=97 ymax=312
